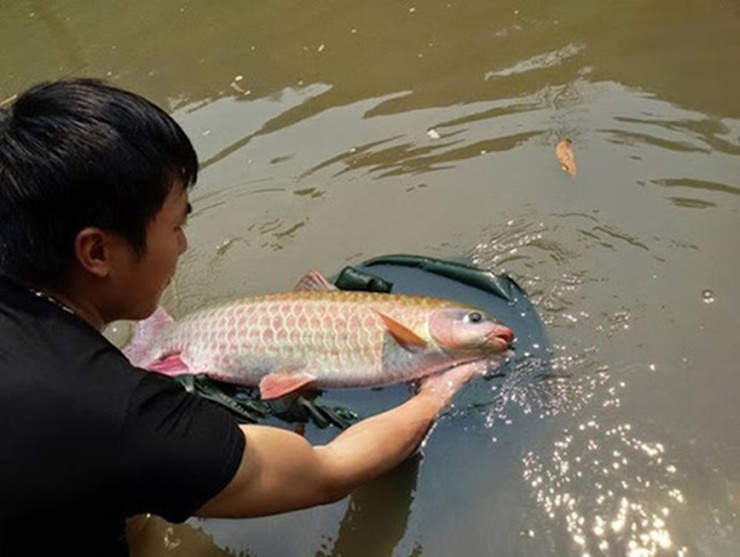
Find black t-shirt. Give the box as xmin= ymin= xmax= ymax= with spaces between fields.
xmin=0 ymin=277 xmax=245 ymax=556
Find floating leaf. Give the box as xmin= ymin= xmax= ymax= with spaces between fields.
xmin=556 ymin=138 xmax=577 ymax=178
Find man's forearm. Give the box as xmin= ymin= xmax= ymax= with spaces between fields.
xmin=314 ymin=360 xmax=487 ymax=499
xmin=198 ymin=391 xmax=443 ymax=518
xmin=196 ymin=363 xmax=483 ymax=519
xmin=315 ymin=389 xmax=444 ymax=498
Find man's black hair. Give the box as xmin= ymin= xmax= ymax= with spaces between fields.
xmin=0 ymin=78 xmax=198 ymax=288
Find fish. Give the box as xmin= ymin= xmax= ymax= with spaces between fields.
xmin=556 ymin=138 xmax=577 ymax=178
xmin=123 ymin=271 xmax=515 ymax=400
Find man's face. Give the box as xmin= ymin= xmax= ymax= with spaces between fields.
xmin=112 ymin=183 xmax=190 ymax=321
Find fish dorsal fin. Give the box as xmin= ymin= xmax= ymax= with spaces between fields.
xmin=375 ymin=310 xmax=428 ymax=351
xmin=293 ymin=270 xmax=339 ymax=292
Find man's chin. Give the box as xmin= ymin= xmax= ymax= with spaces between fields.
xmin=126 ymin=302 xmax=159 ymax=322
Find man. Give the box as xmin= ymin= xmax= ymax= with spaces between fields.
xmin=0 ymin=79 xmax=485 ymax=556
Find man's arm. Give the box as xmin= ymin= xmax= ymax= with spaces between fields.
xmin=195 ymin=361 xmax=485 ymax=518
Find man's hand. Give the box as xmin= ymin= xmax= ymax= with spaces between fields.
xmin=416 ymin=360 xmax=489 ymax=413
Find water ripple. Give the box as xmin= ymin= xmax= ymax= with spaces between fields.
xmin=477 ymin=347 xmax=609 ymax=430
xmin=484 ymin=43 xmax=586 ymax=80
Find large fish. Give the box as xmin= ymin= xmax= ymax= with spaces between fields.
xmin=123 ymin=271 xmax=514 ymax=399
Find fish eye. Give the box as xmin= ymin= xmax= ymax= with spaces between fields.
xmin=467 ymin=311 xmax=483 ymax=323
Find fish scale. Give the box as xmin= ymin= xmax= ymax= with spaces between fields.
xmin=149 ymin=291 xmax=465 ymax=387
xmin=127 ymin=287 xmax=514 ymax=398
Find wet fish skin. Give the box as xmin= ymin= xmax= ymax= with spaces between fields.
xmin=126 ymin=290 xmax=514 ymax=399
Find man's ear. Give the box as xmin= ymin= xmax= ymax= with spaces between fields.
xmin=73 ymin=227 xmax=113 ymax=278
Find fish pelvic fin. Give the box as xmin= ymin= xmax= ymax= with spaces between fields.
xmin=374 ymin=310 xmax=428 ymax=352
xmin=259 ymin=371 xmax=318 ymax=400
xmin=146 ymin=354 xmax=190 ymax=376
xmin=122 ymin=306 xmax=174 ymax=367
xmin=293 ymin=270 xmax=338 ymax=292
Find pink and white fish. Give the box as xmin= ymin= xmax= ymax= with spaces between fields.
xmin=123 ymin=271 xmax=514 ymax=399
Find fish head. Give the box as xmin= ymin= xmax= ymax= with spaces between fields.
xmin=428 ymin=306 xmax=514 ymax=355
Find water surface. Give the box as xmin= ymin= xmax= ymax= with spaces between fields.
xmin=2 ymin=0 xmax=739 ymax=555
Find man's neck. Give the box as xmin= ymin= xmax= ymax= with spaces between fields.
xmin=28 ymin=283 xmax=106 ymax=331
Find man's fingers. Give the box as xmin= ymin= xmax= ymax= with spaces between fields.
xmin=417 ymin=360 xmax=489 ymax=408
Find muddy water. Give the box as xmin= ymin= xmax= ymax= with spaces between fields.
xmin=2 ymin=0 xmax=739 ymax=555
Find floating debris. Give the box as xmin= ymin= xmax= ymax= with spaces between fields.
xmin=0 ymin=94 xmax=18 ymax=108
xmin=216 ymin=238 xmax=234 ymax=255
xmin=427 ymin=128 xmax=441 ymax=140
xmin=229 ymin=75 xmax=251 ymax=96
xmin=556 ymin=138 xmax=577 ymax=178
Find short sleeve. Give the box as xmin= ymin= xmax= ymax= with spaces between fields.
xmin=117 ymin=373 xmax=246 ymax=522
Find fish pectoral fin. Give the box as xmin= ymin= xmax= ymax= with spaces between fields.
xmin=293 ymin=270 xmax=339 ymax=292
xmin=259 ymin=371 xmax=318 ymax=400
xmin=374 ymin=310 xmax=428 ymax=352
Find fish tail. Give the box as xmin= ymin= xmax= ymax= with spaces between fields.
xmin=122 ymin=306 xmax=174 ymax=367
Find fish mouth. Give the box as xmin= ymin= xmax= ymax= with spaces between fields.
xmin=491 ymin=337 xmax=509 ymax=351
xmin=486 ymin=326 xmax=514 ymax=352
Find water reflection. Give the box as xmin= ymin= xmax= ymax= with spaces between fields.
xmin=468 ymin=216 xmax=691 ymax=555
xmin=129 ymin=455 xmax=421 ymax=557
xmin=522 ymin=406 xmax=690 ymax=557
xmin=128 ymin=515 xmax=243 ymax=557
xmin=321 ymin=455 xmax=420 ymax=557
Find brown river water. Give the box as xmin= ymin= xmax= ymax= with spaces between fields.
xmin=2 ymin=0 xmax=739 ymax=555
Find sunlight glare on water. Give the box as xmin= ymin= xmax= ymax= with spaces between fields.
xmin=468 ymin=208 xmax=737 ymax=555
xmin=1 ymin=0 xmax=739 ymax=555
xmin=522 ymin=391 xmax=690 ymax=557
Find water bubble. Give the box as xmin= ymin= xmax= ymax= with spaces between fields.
xmin=702 ymin=289 xmax=715 ymax=304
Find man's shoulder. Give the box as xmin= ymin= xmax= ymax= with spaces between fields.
xmin=0 ymin=276 xmax=148 ymax=421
